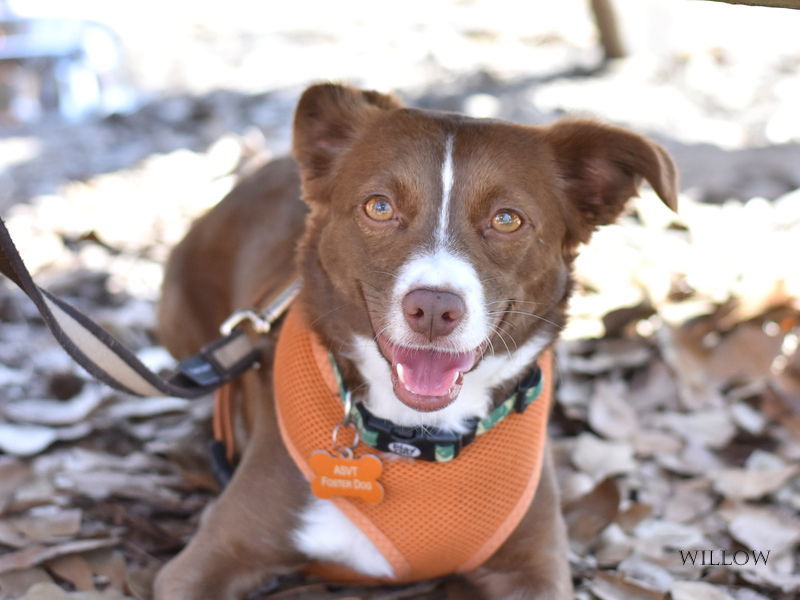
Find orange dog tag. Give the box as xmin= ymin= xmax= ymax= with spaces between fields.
xmin=309 ymin=451 xmax=384 ymax=504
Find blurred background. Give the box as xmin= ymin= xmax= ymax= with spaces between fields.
xmin=0 ymin=1 xmax=799 ymax=599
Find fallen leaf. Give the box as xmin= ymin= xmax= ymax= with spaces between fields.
xmin=588 ymin=571 xmax=665 ymax=600
xmin=719 ymin=503 xmax=800 ymax=554
xmin=589 ymin=379 xmax=639 ymax=440
xmin=711 ymin=466 xmax=799 ymax=500
xmin=731 ymin=590 xmax=772 ymax=600
xmin=104 ymin=396 xmax=191 ymax=420
xmin=663 ymin=479 xmax=715 ymax=523
xmin=564 ymin=477 xmax=621 ymax=551
xmin=0 ymin=538 xmax=119 ymax=574
xmin=617 ymin=555 xmax=674 ymax=592
xmin=0 ymin=568 xmax=53 ymax=598
xmin=9 ymin=507 xmax=83 ymax=542
xmin=2 ymin=388 xmax=104 ymax=426
xmin=556 ymin=376 xmax=593 ymax=410
xmin=653 ymin=410 xmax=736 ymax=449
xmin=616 ymin=503 xmax=653 ymax=534
xmin=54 ymin=471 xmax=182 ymax=503
xmin=560 ymin=339 xmax=653 ymax=375
xmin=670 ymin=581 xmax=734 ymax=600
xmin=744 ymin=449 xmax=786 ymax=471
xmin=6 ymin=478 xmax=61 ymax=514
xmin=738 ymin=566 xmax=800 ymax=594
xmin=0 ymin=456 xmax=32 ymax=512
xmin=730 ymin=402 xmax=767 ymax=435
xmin=85 ymin=549 xmax=128 ymax=593
xmin=572 ymin=433 xmax=636 ymax=480
xmin=0 ymin=520 xmax=31 ymax=548
xmin=633 ymin=520 xmax=707 ymax=550
xmin=33 ymin=448 xmax=176 ymax=483
xmin=631 ymin=430 xmax=682 ymax=457
xmin=45 ymin=554 xmax=95 ymax=591
xmin=557 ymin=470 xmax=596 ymax=504
xmin=655 ymin=441 xmax=724 ymax=477
xmin=706 ymin=324 xmax=784 ymax=386
xmin=602 ymin=303 xmax=656 ymax=338
xmin=124 ymin=562 xmax=160 ymax=600
xmin=22 ymin=581 xmax=133 ymax=599
xmin=0 ymin=364 xmax=30 ymax=386
xmin=596 ymin=524 xmax=634 ymax=568
xmin=0 ymin=423 xmax=92 ymax=457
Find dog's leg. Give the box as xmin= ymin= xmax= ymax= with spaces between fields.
xmin=154 ymin=373 xmax=309 ymax=600
xmin=466 ymin=447 xmax=573 ymax=600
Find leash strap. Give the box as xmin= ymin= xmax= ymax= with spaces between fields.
xmin=0 ymin=216 xmax=295 ymax=398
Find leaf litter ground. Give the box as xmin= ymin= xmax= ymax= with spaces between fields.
xmin=1 ymin=139 xmax=798 ymax=600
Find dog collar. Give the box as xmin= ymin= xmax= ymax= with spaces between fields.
xmin=333 ymin=358 xmax=545 ymax=463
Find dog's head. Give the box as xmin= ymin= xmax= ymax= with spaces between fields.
xmin=292 ymin=83 xmax=677 ymax=429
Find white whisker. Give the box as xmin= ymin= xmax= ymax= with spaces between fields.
xmin=487 ymin=309 xmax=563 ymax=330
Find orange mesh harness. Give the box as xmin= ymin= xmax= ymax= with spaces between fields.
xmin=271 ymin=305 xmax=554 ymax=583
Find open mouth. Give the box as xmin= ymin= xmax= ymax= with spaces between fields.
xmin=376 ymin=335 xmax=487 ymax=412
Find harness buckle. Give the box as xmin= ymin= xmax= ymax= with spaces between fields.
xmin=514 ymin=366 xmax=543 ymax=413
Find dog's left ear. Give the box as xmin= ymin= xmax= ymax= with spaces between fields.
xmin=292 ymin=83 xmax=403 ymax=184
xmin=544 ymin=120 xmax=678 ymax=247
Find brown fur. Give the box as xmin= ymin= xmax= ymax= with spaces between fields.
xmin=155 ymin=83 xmax=677 ymax=599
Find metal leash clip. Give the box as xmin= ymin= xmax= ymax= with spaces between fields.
xmin=219 ymin=278 xmax=303 ymax=336
xmin=220 ymin=309 xmax=273 ymax=336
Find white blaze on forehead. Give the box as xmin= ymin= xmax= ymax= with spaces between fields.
xmin=384 ymin=133 xmax=488 ymax=353
xmin=436 ymin=134 xmax=455 ymax=248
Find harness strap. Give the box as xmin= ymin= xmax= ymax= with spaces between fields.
xmin=210 ymin=382 xmax=238 ymax=487
xmin=213 ymin=383 xmax=237 ymax=463
xmin=0 ymin=216 xmax=296 ymax=399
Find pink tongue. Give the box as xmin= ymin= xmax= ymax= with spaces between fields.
xmin=393 ymin=347 xmax=475 ymax=397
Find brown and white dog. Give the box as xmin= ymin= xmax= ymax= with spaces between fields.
xmin=154 ymin=83 xmax=677 ymax=599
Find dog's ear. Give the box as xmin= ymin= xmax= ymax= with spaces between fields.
xmin=292 ymin=83 xmax=403 ymax=182
xmin=544 ymin=120 xmax=678 ymax=247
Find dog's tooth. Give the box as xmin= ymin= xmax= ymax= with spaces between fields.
xmin=396 ymin=363 xmax=406 ymax=385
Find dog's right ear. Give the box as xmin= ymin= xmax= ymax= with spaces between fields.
xmin=292 ymin=83 xmax=403 ymax=182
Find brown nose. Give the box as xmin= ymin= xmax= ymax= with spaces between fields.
xmin=402 ymin=288 xmax=466 ymax=340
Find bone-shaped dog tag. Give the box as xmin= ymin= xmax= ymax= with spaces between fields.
xmin=309 ymin=450 xmax=384 ymax=504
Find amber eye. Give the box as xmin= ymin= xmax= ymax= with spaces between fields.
xmin=491 ymin=209 xmax=523 ymax=233
xmin=364 ymin=196 xmax=395 ymax=221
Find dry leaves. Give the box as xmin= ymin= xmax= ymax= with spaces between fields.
xmin=1 ymin=44 xmax=800 ymax=600
xmin=2 ymin=190 xmax=800 ymax=599
xmin=554 ymin=193 xmax=800 ymax=600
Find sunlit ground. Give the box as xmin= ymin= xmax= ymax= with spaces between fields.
xmin=1 ymin=1 xmax=799 ymax=599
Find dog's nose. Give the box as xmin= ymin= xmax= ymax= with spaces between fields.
xmin=402 ymin=288 xmax=466 ymax=340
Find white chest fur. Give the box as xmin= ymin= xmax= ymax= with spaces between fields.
xmin=292 ymin=496 xmax=394 ymax=577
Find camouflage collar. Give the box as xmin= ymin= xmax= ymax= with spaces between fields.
xmin=329 ymin=356 xmax=545 ymax=463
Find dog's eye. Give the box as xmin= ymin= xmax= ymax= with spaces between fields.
xmin=364 ymin=196 xmax=395 ymax=221
xmin=491 ymin=209 xmax=523 ymax=233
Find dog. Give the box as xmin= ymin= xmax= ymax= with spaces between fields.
xmin=154 ymin=83 xmax=677 ymax=599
